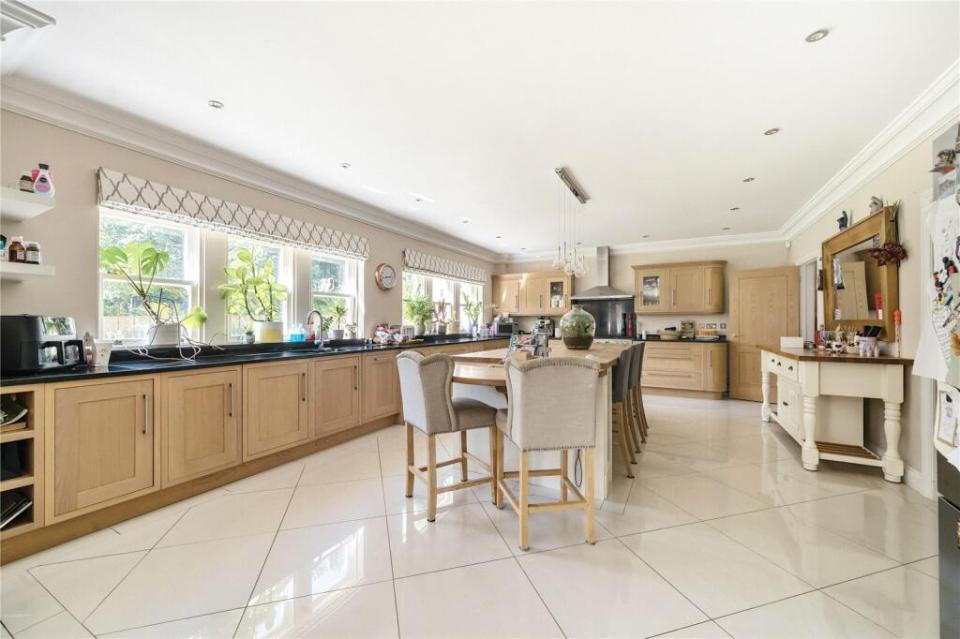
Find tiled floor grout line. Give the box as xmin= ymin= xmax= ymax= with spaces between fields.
xmin=473 ymin=475 xmax=569 ymax=639
xmin=375 ymin=434 xmax=404 ymax=639
xmin=230 ymin=464 xmax=305 ymax=639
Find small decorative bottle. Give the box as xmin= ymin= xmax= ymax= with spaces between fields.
xmin=33 ymin=163 xmax=54 ymax=197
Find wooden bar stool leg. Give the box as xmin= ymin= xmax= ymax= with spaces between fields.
xmin=495 ymin=428 xmax=505 ymax=509
xmin=623 ymin=398 xmax=638 ymax=464
xmin=560 ymin=449 xmax=568 ymax=503
xmin=488 ymin=426 xmax=498 ymax=504
xmin=628 ymin=388 xmax=643 ymax=451
xmin=519 ymin=451 xmax=530 ymax=551
xmin=427 ymin=435 xmax=438 ymax=522
xmin=459 ymin=431 xmax=469 ymax=481
xmin=637 ymin=386 xmax=650 ymax=437
xmin=405 ymin=422 xmax=415 ymax=498
xmin=615 ymin=404 xmax=635 ymax=479
xmin=585 ymin=448 xmax=596 ymax=544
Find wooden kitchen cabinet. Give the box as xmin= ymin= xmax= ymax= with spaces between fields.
xmin=633 ymin=261 xmax=726 ymax=314
xmin=361 ymin=351 xmax=401 ymax=422
xmin=494 ymin=271 xmax=571 ymax=316
xmin=493 ymin=275 xmax=522 ymax=314
xmin=48 ymin=377 xmax=158 ymax=521
xmin=163 ymin=368 xmax=241 ymax=486
xmin=641 ymin=342 xmax=728 ymax=398
xmin=243 ymin=360 xmax=310 ymax=461
xmin=311 ymin=355 xmax=361 ymax=437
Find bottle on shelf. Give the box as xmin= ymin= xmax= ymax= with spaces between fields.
xmin=8 ymin=237 xmax=26 ymax=263
xmin=32 ymin=163 xmax=54 ymax=197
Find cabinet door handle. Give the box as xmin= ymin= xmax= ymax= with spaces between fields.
xmin=707 ymin=351 xmax=712 ymax=367
xmin=142 ymin=393 xmax=150 ymax=435
xmin=782 ymin=401 xmax=789 ymax=407
xmin=228 ymin=382 xmax=234 ymax=417
xmin=354 ymin=365 xmax=359 ymax=391
xmin=672 ymin=289 xmax=676 ymax=306
xmin=300 ymin=372 xmax=306 ymax=402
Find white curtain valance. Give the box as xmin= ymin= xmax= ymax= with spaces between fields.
xmin=97 ymin=168 xmax=370 ymax=260
xmin=403 ymin=248 xmax=486 ymax=285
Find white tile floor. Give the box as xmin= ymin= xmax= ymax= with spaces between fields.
xmin=0 ymin=396 xmax=941 ymax=638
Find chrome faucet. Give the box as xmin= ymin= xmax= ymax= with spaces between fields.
xmin=305 ymin=310 xmax=325 ymax=347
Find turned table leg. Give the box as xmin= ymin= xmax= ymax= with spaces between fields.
xmin=761 ymin=370 xmax=772 ymax=422
xmin=801 ymin=395 xmax=820 ymax=471
xmin=882 ymin=401 xmax=904 ymax=482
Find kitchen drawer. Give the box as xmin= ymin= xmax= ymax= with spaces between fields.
xmin=766 ymin=353 xmax=798 ymax=382
xmin=641 ymin=370 xmax=703 ymax=391
xmin=644 ymin=354 xmax=702 ymax=373
xmin=644 ymin=343 xmax=702 ymax=359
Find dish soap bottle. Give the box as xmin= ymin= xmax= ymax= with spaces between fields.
xmin=33 ymin=163 xmax=54 ymax=197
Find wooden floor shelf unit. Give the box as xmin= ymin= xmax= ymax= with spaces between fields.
xmin=0 ymin=385 xmax=44 ymax=540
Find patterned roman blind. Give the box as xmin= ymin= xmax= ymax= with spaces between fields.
xmin=403 ymin=248 xmax=486 ymax=284
xmin=97 ymin=168 xmax=370 ymax=259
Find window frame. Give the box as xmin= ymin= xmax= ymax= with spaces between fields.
xmin=224 ymin=235 xmax=294 ymax=341
xmin=402 ymin=271 xmax=484 ymax=333
xmin=98 ymin=210 xmax=201 ymax=343
xmin=310 ymin=253 xmax=359 ymax=327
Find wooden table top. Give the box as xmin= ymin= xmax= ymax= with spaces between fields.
xmin=764 ymin=346 xmax=914 ymax=366
xmin=452 ymin=363 xmax=507 ymax=389
xmin=453 ymin=341 xmax=629 ymax=369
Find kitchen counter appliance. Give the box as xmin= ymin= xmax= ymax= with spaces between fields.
xmin=0 ymin=315 xmax=85 ymax=374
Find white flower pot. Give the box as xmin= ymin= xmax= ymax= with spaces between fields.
xmin=254 ymin=321 xmax=284 ymax=343
xmin=147 ymin=323 xmax=182 ymax=346
xmin=332 ymin=329 xmax=345 ymax=340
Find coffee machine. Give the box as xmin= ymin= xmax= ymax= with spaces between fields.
xmin=532 ymin=317 xmax=553 ymax=358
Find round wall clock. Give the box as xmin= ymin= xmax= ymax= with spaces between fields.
xmin=375 ymin=263 xmax=397 ymax=290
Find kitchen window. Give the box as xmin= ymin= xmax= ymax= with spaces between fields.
xmin=311 ymin=255 xmax=358 ymax=326
xmin=224 ymin=237 xmax=290 ymax=341
xmin=402 ymin=271 xmax=483 ymax=332
xmin=98 ymin=211 xmax=199 ymax=341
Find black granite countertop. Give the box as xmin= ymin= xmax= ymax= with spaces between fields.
xmin=0 ymin=335 xmax=510 ymax=386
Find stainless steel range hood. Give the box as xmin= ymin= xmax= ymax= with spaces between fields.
xmin=570 ymin=247 xmax=633 ymax=301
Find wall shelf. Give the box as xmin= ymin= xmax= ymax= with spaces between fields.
xmin=1 ymin=187 xmax=55 ymax=222
xmin=0 ymin=262 xmax=56 ymax=282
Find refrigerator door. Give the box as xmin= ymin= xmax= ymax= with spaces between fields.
xmin=939 ymin=491 xmax=960 ymax=639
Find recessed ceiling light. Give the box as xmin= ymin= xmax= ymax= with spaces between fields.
xmin=805 ymin=28 xmax=829 ymax=43
xmin=641 ymin=234 xmax=649 ymax=239
xmin=339 ymin=162 xmax=351 ymax=169
xmin=764 ymin=128 xmax=780 ymax=136
xmin=461 ymin=217 xmax=471 ymax=224
xmin=520 ymin=247 xmax=527 ymax=251
xmin=743 ymin=177 xmax=756 ymax=183
xmin=207 ymin=99 xmax=224 ymax=109
xmin=495 ymin=235 xmax=502 ymax=239
xmin=729 ymin=206 xmax=740 ymax=211
xmin=414 ymin=197 xmax=422 ymax=203
xmin=722 ymin=227 xmax=731 ymax=231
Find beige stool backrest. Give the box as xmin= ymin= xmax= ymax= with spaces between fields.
xmin=396 ymin=351 xmax=457 ymax=435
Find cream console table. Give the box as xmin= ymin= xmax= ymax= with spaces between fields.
xmin=760 ymin=347 xmax=912 ymax=482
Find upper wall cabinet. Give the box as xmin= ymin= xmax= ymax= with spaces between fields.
xmin=632 ymin=261 xmax=726 ymax=315
xmin=492 ymin=271 xmax=572 ymax=316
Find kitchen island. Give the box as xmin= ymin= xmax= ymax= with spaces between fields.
xmin=452 ymin=343 xmax=628 ymax=500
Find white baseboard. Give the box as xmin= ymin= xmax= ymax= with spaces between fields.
xmin=904 ymin=464 xmax=937 ymax=500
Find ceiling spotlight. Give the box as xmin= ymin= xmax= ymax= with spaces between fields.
xmin=743 ymin=177 xmax=756 ymax=183
xmin=414 ymin=197 xmax=422 ymax=203
xmin=495 ymin=235 xmax=503 ymax=239
xmin=722 ymin=227 xmax=731 ymax=231
xmin=729 ymin=207 xmax=740 ymax=211
xmin=805 ymin=28 xmax=829 ymax=43
xmin=641 ymin=234 xmax=650 ymax=239
xmin=520 ymin=247 xmax=527 ymax=251
xmin=339 ymin=162 xmax=351 ymax=169
xmin=207 ymin=99 xmax=224 ymax=109
xmin=460 ymin=217 xmax=471 ymax=224
xmin=764 ymin=128 xmax=780 ymax=136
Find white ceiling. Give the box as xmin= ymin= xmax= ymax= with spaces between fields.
xmin=2 ymin=1 xmax=958 ymax=259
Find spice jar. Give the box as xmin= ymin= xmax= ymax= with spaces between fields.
xmin=25 ymin=242 xmax=41 ymax=264
xmin=8 ymin=236 xmax=26 ymax=263
xmin=19 ymin=173 xmax=34 ymax=193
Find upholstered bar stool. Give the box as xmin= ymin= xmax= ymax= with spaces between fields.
xmin=396 ymin=351 xmax=498 ymax=522
xmin=611 ymin=347 xmax=637 ymax=477
xmin=628 ymin=342 xmax=647 ymax=449
xmin=494 ymin=357 xmax=600 ymax=551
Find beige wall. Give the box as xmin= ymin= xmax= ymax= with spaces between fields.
xmin=500 ymin=242 xmax=790 ymax=332
xmin=0 ymin=111 xmax=495 ymax=337
xmin=787 ymin=125 xmax=949 ymax=484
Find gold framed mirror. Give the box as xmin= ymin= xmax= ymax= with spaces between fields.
xmin=822 ymin=206 xmax=900 ymax=340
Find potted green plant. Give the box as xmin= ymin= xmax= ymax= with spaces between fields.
xmin=403 ymin=290 xmax=433 ymax=336
xmin=219 ymin=248 xmax=288 ymax=343
xmin=331 ymin=302 xmax=348 ymax=340
xmin=559 ymin=304 xmax=596 ymax=350
xmin=462 ymin=295 xmax=483 ymax=335
xmin=99 ymin=241 xmax=206 ymax=345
